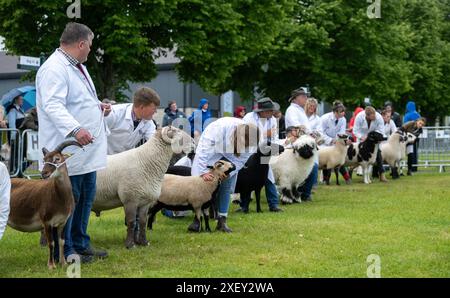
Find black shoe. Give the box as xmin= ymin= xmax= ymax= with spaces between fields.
xmin=216 ymin=216 xmax=232 ymax=233
xmin=235 ymin=207 xmax=249 ymax=213
xmin=65 ymin=253 xmax=95 ymax=264
xmin=269 ymin=207 xmax=283 ymax=212
xmin=77 ymin=247 xmax=108 ymax=259
xmin=302 ymin=196 xmax=312 ymax=202
xmin=407 ymin=169 xmax=413 ymax=176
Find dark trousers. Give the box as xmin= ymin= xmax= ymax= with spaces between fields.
xmin=54 ymin=171 xmax=97 ymax=259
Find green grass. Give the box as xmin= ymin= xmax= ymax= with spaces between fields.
xmin=1 ymin=172 xmax=449 ymax=278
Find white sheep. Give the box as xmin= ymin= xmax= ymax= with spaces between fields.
xmin=147 ymin=160 xmax=235 ymax=233
xmin=92 ymin=126 xmax=194 ymax=249
xmin=318 ymin=134 xmax=349 ymax=185
xmin=380 ymin=130 xmax=405 ymax=179
xmin=270 ymin=134 xmax=317 ymax=203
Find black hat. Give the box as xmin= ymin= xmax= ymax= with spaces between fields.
xmin=289 ymin=87 xmax=308 ymax=102
xmin=253 ymin=97 xmax=280 ymax=112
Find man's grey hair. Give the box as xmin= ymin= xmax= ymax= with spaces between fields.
xmin=60 ymin=22 xmax=94 ymax=45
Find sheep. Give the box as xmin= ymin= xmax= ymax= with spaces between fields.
xmin=345 ymin=131 xmax=386 ymax=184
xmin=147 ymin=160 xmax=236 ymax=233
xmin=318 ymin=134 xmax=349 ymax=185
xmin=380 ymin=130 xmax=406 ymax=179
xmin=234 ymin=142 xmax=285 ymax=213
xmin=91 ymin=126 xmax=194 ymax=249
xmin=7 ymin=140 xmax=82 ymax=269
xmin=270 ymin=134 xmax=318 ymax=203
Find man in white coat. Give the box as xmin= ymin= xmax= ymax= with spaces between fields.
xmin=353 ymin=106 xmax=388 ymax=182
xmin=105 ymin=87 xmax=160 ymax=155
xmin=36 ymin=22 xmax=111 ymax=263
xmin=0 ymin=163 xmax=10 ymax=240
xmin=241 ymin=97 xmax=283 ymax=212
xmin=284 ymin=88 xmax=318 ymax=202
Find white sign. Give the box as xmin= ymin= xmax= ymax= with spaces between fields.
xmin=26 ymin=131 xmax=40 ymax=161
xmin=221 ymin=90 xmax=234 ymax=115
xmin=19 ymin=56 xmax=41 ymax=67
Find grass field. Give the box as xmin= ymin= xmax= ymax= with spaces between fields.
xmin=0 ymin=172 xmax=449 ymax=278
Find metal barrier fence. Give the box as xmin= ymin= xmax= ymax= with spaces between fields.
xmin=415 ymin=126 xmax=450 ymax=172
xmin=0 ymin=128 xmax=21 ymax=177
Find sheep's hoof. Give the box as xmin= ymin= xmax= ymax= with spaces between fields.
xmin=47 ymin=262 xmax=56 ymax=270
xmin=256 ymin=209 xmax=263 ymax=213
xmin=136 ymin=239 xmax=149 ymax=246
xmin=125 ymin=240 xmax=136 ymax=249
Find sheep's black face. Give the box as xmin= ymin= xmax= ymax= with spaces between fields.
xmin=367 ymin=131 xmax=386 ymax=143
xmin=296 ymin=144 xmax=315 ymax=159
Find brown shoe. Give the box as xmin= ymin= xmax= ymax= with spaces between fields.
xmin=379 ymin=173 xmax=388 ymax=183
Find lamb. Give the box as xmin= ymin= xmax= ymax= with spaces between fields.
xmin=7 ymin=140 xmax=82 ymax=269
xmin=345 ymin=131 xmax=386 ymax=184
xmin=147 ymin=160 xmax=236 ymax=233
xmin=270 ymin=134 xmax=318 ymax=203
xmin=380 ymin=130 xmax=406 ymax=179
xmin=318 ymin=134 xmax=349 ymax=185
xmin=91 ymin=126 xmax=194 ymax=249
xmin=234 ymin=142 xmax=285 ymax=213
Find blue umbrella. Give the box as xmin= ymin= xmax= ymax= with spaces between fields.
xmin=1 ymin=85 xmax=36 ymax=111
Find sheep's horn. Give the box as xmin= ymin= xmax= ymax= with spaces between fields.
xmin=55 ymin=140 xmax=82 ymax=153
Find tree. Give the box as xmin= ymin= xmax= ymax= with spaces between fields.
xmin=0 ymin=0 xmax=295 ymax=101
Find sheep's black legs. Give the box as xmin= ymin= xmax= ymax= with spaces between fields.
xmin=124 ymin=203 xmax=138 ymax=249
xmin=56 ymin=225 xmax=66 ymax=266
xmin=43 ymin=224 xmax=56 ymax=269
xmin=255 ymin=188 xmax=262 ymax=213
xmin=147 ymin=203 xmax=162 ymax=230
xmin=334 ymin=168 xmax=340 ymax=185
xmin=136 ymin=205 xmax=150 ymax=246
xmin=203 ymin=209 xmax=211 ymax=232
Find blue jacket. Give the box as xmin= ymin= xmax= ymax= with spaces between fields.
xmin=403 ymin=101 xmax=421 ymax=123
xmin=189 ymin=98 xmax=212 ymax=136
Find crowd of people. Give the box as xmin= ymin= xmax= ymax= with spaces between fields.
xmin=0 ymin=22 xmax=427 ymax=267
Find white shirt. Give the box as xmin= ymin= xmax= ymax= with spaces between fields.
xmin=242 ymin=112 xmax=280 ymax=144
xmin=319 ymin=112 xmax=347 ymax=146
xmin=174 ymin=156 xmax=193 ymax=168
xmin=285 ymin=103 xmax=311 ymax=133
xmin=0 ymin=163 xmax=10 ymax=240
xmin=36 ymin=50 xmax=107 ymax=176
xmin=353 ymin=111 xmax=385 ymax=139
xmin=308 ymin=114 xmax=321 ymax=133
xmin=383 ymin=119 xmax=397 ymax=137
xmin=192 ymin=117 xmax=255 ymax=179
xmin=105 ymin=103 xmax=156 ymax=155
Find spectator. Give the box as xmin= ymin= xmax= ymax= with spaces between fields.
xmin=105 ymin=87 xmax=160 ymax=155
xmin=188 ymin=98 xmax=212 ymax=139
xmin=36 ymin=22 xmax=111 ymax=263
xmin=241 ymin=97 xmax=283 ymax=212
xmin=384 ymin=101 xmax=402 ymax=127
xmin=381 ymin=109 xmax=397 ymax=138
xmin=162 ymin=100 xmax=186 ymax=127
xmin=273 ymin=110 xmax=286 ymax=139
xmin=402 ymin=117 xmax=426 ymax=175
xmin=6 ymin=95 xmax=26 ymax=173
xmin=0 ymin=162 xmax=10 ymax=240
xmin=403 ymin=101 xmax=421 ymax=124
xmin=0 ymin=105 xmax=7 ymax=128
xmin=234 ymin=106 xmax=246 ymax=119
xmin=285 ymin=88 xmax=317 ymax=202
xmin=191 ymin=117 xmax=259 ymax=232
xmin=353 ymin=106 xmax=388 ymax=182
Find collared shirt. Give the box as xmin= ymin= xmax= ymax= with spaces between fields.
xmin=57 ymin=48 xmax=80 ymax=66
xmin=285 ymin=102 xmax=311 ymax=133
xmin=242 ymin=112 xmax=280 ymax=144
xmin=353 ymin=111 xmax=385 ymax=140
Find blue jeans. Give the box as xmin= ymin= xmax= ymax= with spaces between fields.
xmin=54 ymin=172 xmax=97 ymax=259
xmin=265 ymin=180 xmax=279 ymax=209
xmin=299 ymin=163 xmax=318 ymax=200
xmin=217 ymin=174 xmax=238 ymax=217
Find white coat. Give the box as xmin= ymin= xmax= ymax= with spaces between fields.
xmin=191 ymin=117 xmax=255 ymax=184
xmin=105 ymin=103 xmax=156 ymax=155
xmin=319 ymin=112 xmax=347 ymax=146
xmin=174 ymin=156 xmax=193 ymax=167
xmin=0 ymin=163 xmax=10 ymax=240
xmin=285 ymin=103 xmax=311 ymax=132
xmin=383 ymin=119 xmax=397 ymax=138
xmin=242 ymin=111 xmax=279 ymax=183
xmin=353 ymin=111 xmax=385 ymax=140
xmin=36 ymin=49 xmax=107 ymax=176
